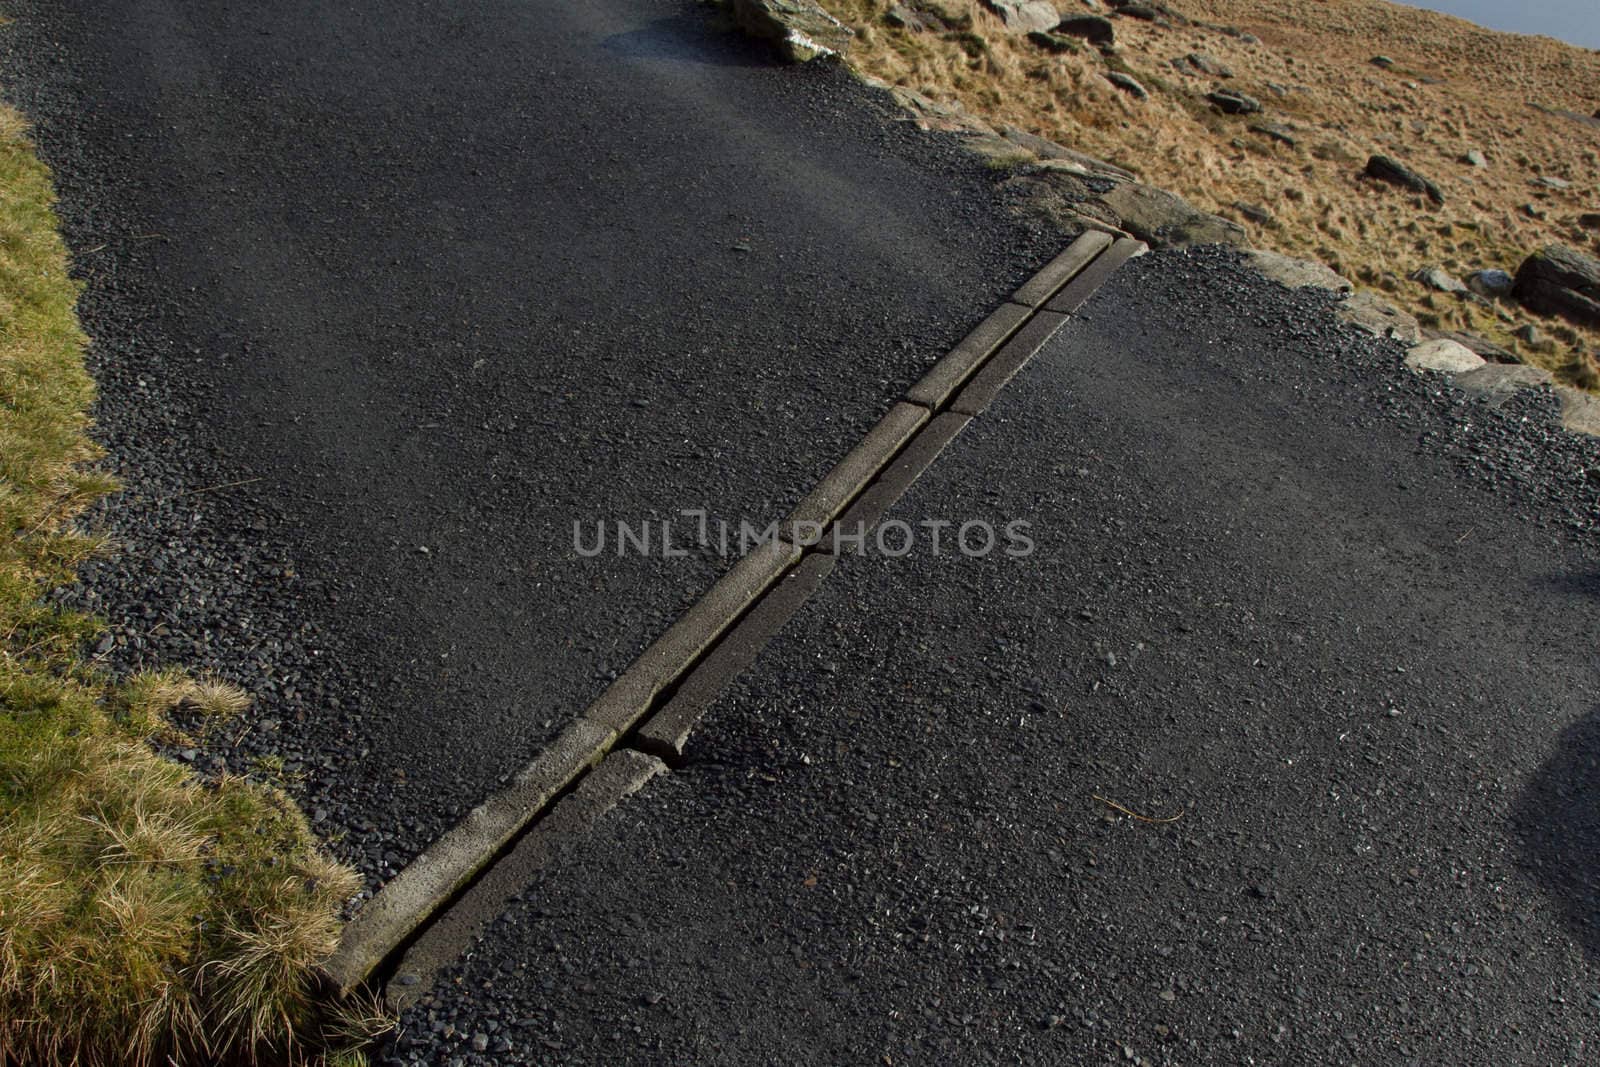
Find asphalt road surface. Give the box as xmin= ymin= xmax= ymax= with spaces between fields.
xmin=0 ymin=0 xmax=1057 ymax=884
xmin=7 ymin=1 xmax=1600 ymax=1063
xmin=393 ymin=249 xmax=1600 ymax=1064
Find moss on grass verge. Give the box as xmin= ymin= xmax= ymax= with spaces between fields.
xmin=0 ymin=103 xmax=383 ymax=1065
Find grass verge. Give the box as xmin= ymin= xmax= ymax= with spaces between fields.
xmin=0 ymin=103 xmax=384 ymax=1064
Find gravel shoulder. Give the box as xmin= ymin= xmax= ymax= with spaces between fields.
xmin=0 ymin=0 xmax=1058 ymax=889
xmin=394 ymin=247 xmax=1600 ymax=1065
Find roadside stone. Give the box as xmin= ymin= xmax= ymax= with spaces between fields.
xmin=1336 ymin=292 xmax=1423 ymax=343
xmin=1535 ymin=175 xmax=1572 ymax=191
xmin=1425 ymin=328 xmax=1520 ymax=364
xmin=1245 ymin=250 xmax=1352 ymax=293
xmin=1512 ymin=245 xmax=1600 ymax=326
xmin=1409 ymin=266 xmax=1468 ymax=295
xmin=1098 ymin=181 xmax=1248 ymax=248
xmin=1365 ymin=155 xmax=1444 ymax=206
xmin=1105 ymin=71 xmax=1149 ymax=99
xmin=1461 ymin=150 xmax=1486 ymax=167
xmin=1579 ymin=213 xmax=1600 ymax=231
xmin=1000 ymin=126 xmax=1138 ymax=179
xmin=1454 ymin=363 xmax=1554 ymax=405
xmin=1466 ymin=269 xmax=1515 ymax=299
xmin=1371 ymin=55 xmax=1396 ymax=69
xmin=729 ymin=0 xmax=854 ymax=61
xmin=1055 ymin=15 xmax=1115 ymax=46
xmin=1207 ymin=90 xmax=1262 ymax=115
xmin=1405 ymin=338 xmax=1485 ymax=374
xmin=1554 ymin=385 xmax=1600 ymax=436
xmin=984 ymin=0 xmax=1060 ymax=34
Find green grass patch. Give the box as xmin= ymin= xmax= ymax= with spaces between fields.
xmin=0 ymin=102 xmax=386 ymax=1065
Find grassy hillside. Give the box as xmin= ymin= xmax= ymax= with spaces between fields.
xmin=825 ymin=0 xmax=1600 ymax=381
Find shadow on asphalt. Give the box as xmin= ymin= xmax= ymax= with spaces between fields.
xmin=1516 ymin=705 xmax=1600 ymax=962
xmin=600 ymin=16 xmax=771 ymax=66
xmin=1545 ymin=570 xmax=1600 ymax=601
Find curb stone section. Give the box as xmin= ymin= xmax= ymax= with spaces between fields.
xmin=904 ymin=301 xmax=1031 ymax=409
xmin=1044 ymin=237 xmax=1147 ymax=314
xmin=637 ymin=553 xmax=838 ymax=757
xmin=949 ymin=311 xmax=1069 ymax=416
xmin=383 ymin=749 xmax=666 ymax=1011
xmin=583 ymin=536 xmax=803 ymax=733
xmin=784 ymin=402 xmax=931 ymax=545
xmin=319 ymin=718 xmax=616 ymax=996
xmin=821 ymin=412 xmax=974 ymax=552
xmin=1012 ymin=230 xmax=1113 ymax=307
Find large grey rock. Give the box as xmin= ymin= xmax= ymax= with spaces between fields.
xmin=1245 ymin=250 xmax=1352 ymax=293
xmin=1454 ymin=363 xmax=1554 ymax=405
xmin=1336 ymin=292 xmax=1422 ymax=343
xmin=1512 ymin=244 xmax=1600 ymax=327
xmin=729 ymin=0 xmax=854 ymax=61
xmin=1465 ymin=269 xmax=1514 ymax=299
xmin=1098 ymin=181 xmax=1248 ymax=248
xmin=1404 ymin=338 xmax=1485 ymax=374
xmin=984 ymin=0 xmax=1060 ymax=33
xmin=1365 ymin=155 xmax=1444 ymax=206
xmin=1056 ymin=15 xmax=1115 ymax=45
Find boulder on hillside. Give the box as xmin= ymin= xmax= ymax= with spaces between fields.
xmin=1365 ymin=155 xmax=1444 ymax=206
xmin=1207 ymin=90 xmax=1261 ymax=115
xmin=1027 ymin=30 xmax=1081 ymax=54
xmin=1056 ymin=15 xmax=1115 ymax=46
xmin=1098 ymin=181 xmax=1248 ymax=248
xmin=983 ymin=0 xmax=1059 ymax=34
xmin=1105 ymin=71 xmax=1149 ymax=99
xmin=1465 ymin=269 xmax=1514 ymax=299
xmin=1249 ymin=121 xmax=1297 ymax=147
xmin=1183 ymin=52 xmax=1232 ymax=77
xmin=1512 ymin=245 xmax=1600 ymax=327
xmin=1409 ymin=266 xmax=1468 ymax=296
xmin=729 ymin=0 xmax=853 ymax=61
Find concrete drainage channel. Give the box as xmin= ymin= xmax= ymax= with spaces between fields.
xmin=317 ymin=230 xmax=1147 ymax=1012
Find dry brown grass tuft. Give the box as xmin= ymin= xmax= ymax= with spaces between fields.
xmin=822 ymin=0 xmax=1600 ymax=375
xmin=0 ymin=100 xmax=385 ymax=1065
